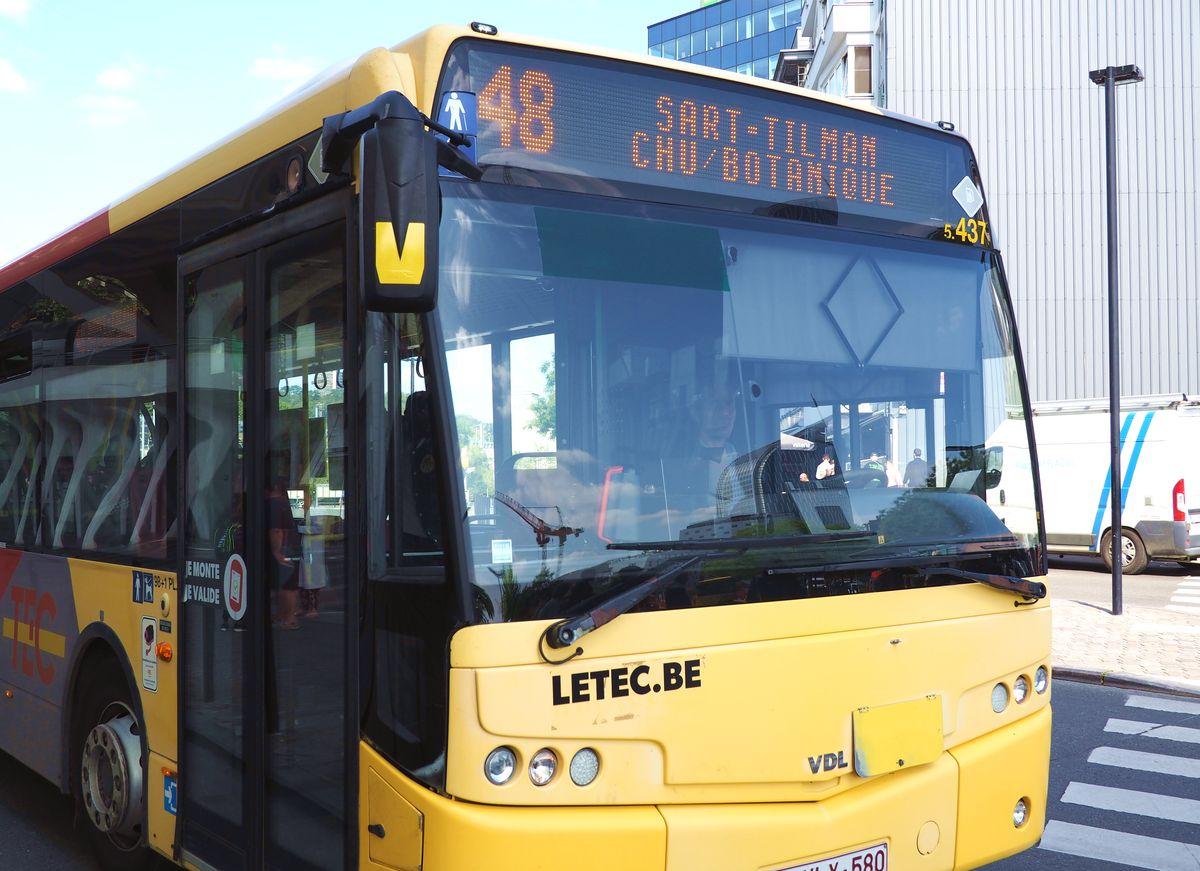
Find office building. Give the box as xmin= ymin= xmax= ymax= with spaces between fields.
xmin=653 ymin=0 xmax=1200 ymax=401
xmin=647 ymin=0 xmax=806 ymax=81
xmin=649 ymin=1 xmax=879 ymax=99
xmin=774 ymin=0 xmax=879 ymax=104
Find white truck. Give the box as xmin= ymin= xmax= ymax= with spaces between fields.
xmin=1031 ymin=395 xmax=1200 ymax=573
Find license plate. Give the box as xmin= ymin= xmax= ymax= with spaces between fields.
xmin=781 ymin=843 xmax=888 ymax=871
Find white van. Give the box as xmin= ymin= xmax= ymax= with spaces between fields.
xmin=1032 ymin=395 xmax=1200 ymax=573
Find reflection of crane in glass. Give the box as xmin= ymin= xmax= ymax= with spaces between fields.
xmin=493 ymin=491 xmax=582 ymax=547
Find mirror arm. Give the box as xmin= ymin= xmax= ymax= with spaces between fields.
xmin=321 ymin=91 xmax=422 ymax=175
xmin=321 ymin=91 xmax=481 ymax=180
xmin=435 ymin=139 xmax=484 ymax=181
xmin=422 ymin=115 xmax=471 ymax=148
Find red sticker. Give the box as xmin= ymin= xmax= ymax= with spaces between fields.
xmin=223 ymin=554 xmax=247 ymax=621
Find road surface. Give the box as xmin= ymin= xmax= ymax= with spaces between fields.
xmin=1047 ymin=553 xmax=1199 ymax=611
xmin=989 ymin=679 xmax=1200 ymax=869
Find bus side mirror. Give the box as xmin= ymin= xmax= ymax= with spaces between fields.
xmin=984 ymin=446 xmax=1003 ymax=489
xmin=360 ymin=118 xmax=440 ymax=312
xmin=321 ymin=91 xmax=479 ymax=314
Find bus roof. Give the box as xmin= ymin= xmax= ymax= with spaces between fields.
xmin=0 ymin=23 xmax=958 ymax=295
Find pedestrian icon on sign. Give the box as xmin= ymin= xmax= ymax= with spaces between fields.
xmin=446 ymin=92 xmax=466 ymax=131
xmin=437 ymin=90 xmax=477 ymax=138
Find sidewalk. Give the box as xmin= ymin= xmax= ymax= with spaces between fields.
xmin=1052 ymin=597 xmax=1200 ymax=691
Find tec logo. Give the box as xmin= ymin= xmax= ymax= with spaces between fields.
xmin=552 ymin=658 xmax=702 ymax=706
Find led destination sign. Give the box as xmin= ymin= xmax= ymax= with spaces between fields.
xmin=631 ymin=97 xmax=896 ymax=205
xmin=440 ymin=41 xmax=989 ymax=240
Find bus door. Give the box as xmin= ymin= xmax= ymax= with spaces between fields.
xmin=178 ymin=194 xmax=355 ymax=871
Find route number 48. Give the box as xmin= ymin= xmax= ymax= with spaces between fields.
xmin=943 ymin=217 xmax=989 ymax=245
xmin=478 ymin=65 xmax=556 ymax=153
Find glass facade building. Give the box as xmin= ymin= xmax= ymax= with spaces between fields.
xmin=647 ymin=0 xmax=806 ymax=80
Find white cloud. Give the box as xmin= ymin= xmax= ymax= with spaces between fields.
xmin=96 ymin=62 xmax=142 ymax=91
xmin=0 ymin=0 xmax=29 ymax=20
xmin=249 ymin=55 xmax=319 ymax=84
xmin=248 ymin=51 xmax=323 ymax=109
xmin=75 ymin=93 xmax=141 ymax=128
xmin=0 ymin=58 xmax=27 ymax=93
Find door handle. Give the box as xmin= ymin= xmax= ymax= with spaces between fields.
xmin=368 ymin=823 xmax=386 ymax=838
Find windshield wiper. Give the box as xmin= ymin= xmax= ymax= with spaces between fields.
xmin=605 ymin=530 xmax=877 ymax=552
xmin=917 ymin=566 xmax=1046 ymax=602
xmin=542 ymin=556 xmax=703 ymax=658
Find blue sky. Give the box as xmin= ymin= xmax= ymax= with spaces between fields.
xmin=0 ymin=0 xmax=690 ymax=264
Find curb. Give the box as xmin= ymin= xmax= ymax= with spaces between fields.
xmin=1054 ymin=666 xmax=1200 ymax=699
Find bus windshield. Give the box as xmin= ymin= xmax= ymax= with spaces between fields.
xmin=425 ymin=182 xmax=1038 ymax=624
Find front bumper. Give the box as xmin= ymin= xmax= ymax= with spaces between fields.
xmin=1135 ymin=520 xmax=1200 ymax=559
xmin=368 ymin=706 xmax=1051 ymax=871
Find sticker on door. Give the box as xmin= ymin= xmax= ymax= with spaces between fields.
xmin=141 ymin=616 xmax=158 ymax=692
xmin=224 ymin=553 xmax=247 ymax=621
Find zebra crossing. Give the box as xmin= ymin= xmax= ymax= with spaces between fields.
xmin=1166 ymin=578 xmax=1200 ymax=617
xmin=1037 ymin=690 xmax=1200 ymax=869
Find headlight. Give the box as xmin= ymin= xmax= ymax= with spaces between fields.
xmin=530 ymin=748 xmax=558 ymax=786
xmin=1013 ymin=797 xmax=1029 ymax=828
xmin=1013 ymin=675 xmax=1030 ymax=704
xmin=569 ymin=748 xmax=601 ymax=786
xmin=484 ymin=747 xmax=517 ymax=785
xmin=1034 ymin=666 xmax=1049 ymax=694
xmin=991 ymin=682 xmax=1010 ymax=713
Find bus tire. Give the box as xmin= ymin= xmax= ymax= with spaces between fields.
xmin=72 ymin=660 xmax=154 ymax=871
xmin=1100 ymin=528 xmax=1149 ymax=575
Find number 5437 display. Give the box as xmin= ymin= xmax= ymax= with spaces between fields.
xmin=943 ymin=216 xmax=990 ymax=245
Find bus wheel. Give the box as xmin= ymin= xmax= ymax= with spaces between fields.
xmin=1101 ymin=528 xmax=1148 ymax=575
xmin=73 ymin=666 xmax=153 ymax=871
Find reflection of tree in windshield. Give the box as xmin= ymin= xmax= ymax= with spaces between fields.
xmin=529 ymin=359 xmax=555 ymax=440
xmin=458 ymin=413 xmax=494 ymax=508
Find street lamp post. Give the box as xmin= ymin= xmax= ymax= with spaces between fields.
xmin=1089 ymin=63 xmax=1143 ymax=617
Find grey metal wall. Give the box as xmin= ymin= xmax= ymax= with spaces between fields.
xmin=885 ymin=0 xmax=1200 ymax=401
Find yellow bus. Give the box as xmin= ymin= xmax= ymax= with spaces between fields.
xmin=0 ymin=22 xmax=1051 ymax=871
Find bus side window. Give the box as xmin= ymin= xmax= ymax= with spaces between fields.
xmin=364 ymin=312 xmax=455 ymax=786
xmin=366 ymin=312 xmax=446 ymax=576
xmin=3 ymin=221 xmax=178 ymax=563
xmin=0 ymin=329 xmax=38 ymax=547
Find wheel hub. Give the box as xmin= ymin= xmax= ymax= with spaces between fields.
xmin=1108 ymin=535 xmax=1136 ymax=567
xmin=81 ymin=706 xmax=144 ymax=840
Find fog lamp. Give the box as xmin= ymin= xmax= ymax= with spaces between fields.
xmin=1013 ymin=675 xmax=1030 ymax=704
xmin=570 ymin=748 xmax=600 ymax=786
xmin=484 ymin=747 xmax=516 ymax=785
xmin=1013 ymin=797 xmax=1029 ymax=828
xmin=991 ymin=682 xmax=1009 ymax=713
xmin=530 ymin=748 xmax=558 ymax=786
xmin=1035 ymin=666 xmax=1049 ymax=694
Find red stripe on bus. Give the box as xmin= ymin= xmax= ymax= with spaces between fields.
xmin=0 ymin=210 xmax=110 ymax=293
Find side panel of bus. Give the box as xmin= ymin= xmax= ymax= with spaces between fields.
xmin=0 ymin=551 xmax=177 ymax=789
xmin=67 ymin=557 xmax=181 ymax=858
xmin=0 ymin=550 xmax=78 ymax=783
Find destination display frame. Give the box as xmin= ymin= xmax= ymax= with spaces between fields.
xmin=436 ymin=39 xmax=995 ymax=247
